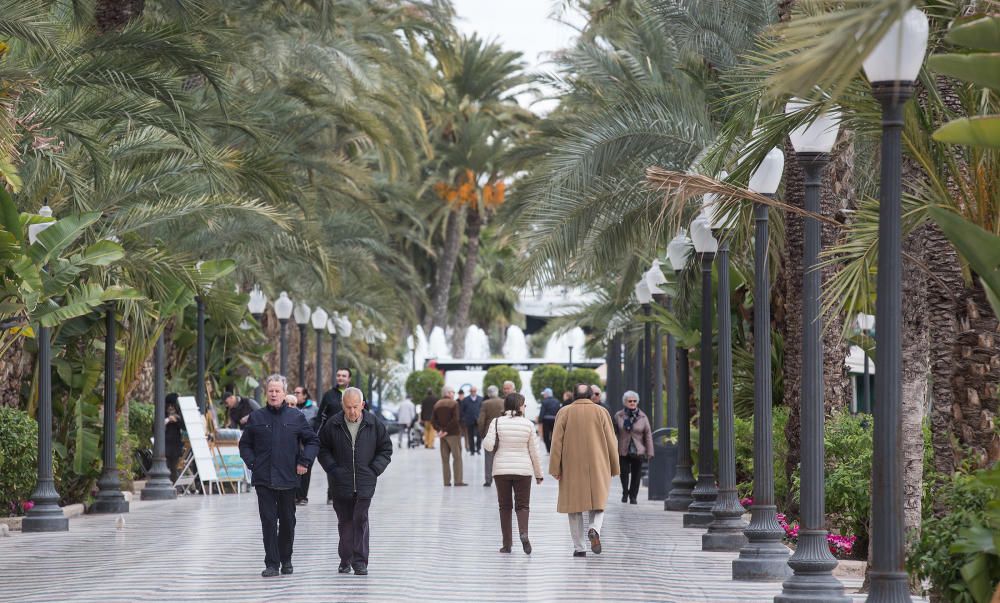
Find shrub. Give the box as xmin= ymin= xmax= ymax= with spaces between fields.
xmin=909 ymin=464 xmax=999 ymax=603
xmin=483 ymin=365 xmax=522 ymax=394
xmin=405 ymin=369 xmax=444 ymax=402
xmin=823 ymin=411 xmax=873 ymax=557
xmin=564 ymin=367 xmax=601 ymax=394
xmin=0 ymin=408 xmax=38 ymax=517
xmin=530 ymin=364 xmax=567 ymax=398
xmin=733 ymin=406 xmax=790 ymax=503
xmin=129 ymin=402 xmax=154 ymax=445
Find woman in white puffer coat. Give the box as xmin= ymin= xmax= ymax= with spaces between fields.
xmin=483 ymin=392 xmax=544 ymax=554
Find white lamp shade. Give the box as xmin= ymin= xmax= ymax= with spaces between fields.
xmin=311 ymin=306 xmax=328 ymax=330
xmin=862 ymin=8 xmax=929 ymax=83
xmin=646 ymin=260 xmax=668 ymax=294
xmin=339 ymin=317 xmax=353 ymax=338
xmin=274 ymin=292 xmax=294 ymax=320
xmin=748 ymin=147 xmax=785 ymax=194
xmin=327 ymin=317 xmax=337 ymax=335
xmin=293 ymin=302 xmax=311 ymax=325
xmin=855 ymin=313 xmax=875 ymax=332
xmin=701 ymin=171 xmax=731 ymax=229
xmin=27 ymin=206 xmax=54 ymax=245
xmin=247 ymin=285 xmax=267 ymax=314
xmin=690 ymin=214 xmax=719 ymax=253
xmin=666 ymin=230 xmax=693 ymax=271
xmin=786 ymin=100 xmax=841 ymax=153
xmin=635 ymin=280 xmax=653 ymax=304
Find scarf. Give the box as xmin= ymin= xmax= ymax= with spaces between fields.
xmin=623 ymin=408 xmax=639 ymax=432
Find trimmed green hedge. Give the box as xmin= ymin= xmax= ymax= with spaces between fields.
xmin=405 ymin=369 xmax=444 ymax=402
xmin=483 ymin=365 xmax=522 ymax=394
xmin=530 ymin=364 xmax=567 ymax=398
xmin=564 ymin=367 xmax=601 ymax=393
xmin=0 ymin=407 xmax=38 ymax=516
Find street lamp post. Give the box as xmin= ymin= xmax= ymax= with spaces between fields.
xmin=684 ymin=214 xmax=718 ymax=528
xmin=293 ymin=302 xmax=311 ymax=387
xmin=734 ymin=148 xmax=791 ymax=580
xmin=702 ymin=184 xmax=748 ymax=551
xmin=22 ymin=208 xmax=69 ymax=532
xmin=312 ymin=307 xmax=328 ymax=399
xmin=665 ymin=231 xmax=696 ymax=512
xmin=776 ymin=100 xmax=848 ymax=603
xmin=93 ymin=302 xmax=129 ymax=514
xmin=274 ymin=292 xmax=293 ymax=376
xmin=141 ymin=333 xmax=176 ymax=500
xmin=647 ymin=260 xmax=669 ymax=429
xmin=862 ymin=9 xmax=928 ymax=602
xmin=248 ymin=285 xmax=268 ymax=402
xmin=635 ymin=280 xmax=654 ymax=420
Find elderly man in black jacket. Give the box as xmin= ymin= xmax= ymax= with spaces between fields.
xmin=318 ymin=386 xmax=392 ymax=576
xmin=239 ymin=374 xmax=319 ymax=578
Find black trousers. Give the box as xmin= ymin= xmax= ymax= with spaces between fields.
xmin=256 ymin=486 xmax=297 ymax=569
xmin=542 ymin=420 xmax=555 ymax=452
xmin=619 ymin=455 xmax=643 ymax=500
xmin=296 ymin=465 xmax=312 ymax=501
xmin=332 ymin=495 xmax=372 ymax=566
xmin=465 ymin=423 xmax=481 ymax=453
xmin=166 ymin=453 xmax=182 ymax=483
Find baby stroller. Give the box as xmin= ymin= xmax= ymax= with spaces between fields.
xmin=407 ymin=420 xmax=424 ymax=448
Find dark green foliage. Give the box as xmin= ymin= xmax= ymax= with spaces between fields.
xmin=733 ymin=406 xmax=790 ymax=503
xmin=910 ymin=464 xmax=1000 ymax=603
xmin=732 ymin=330 xmax=783 ymax=420
xmin=564 ymin=367 xmax=601 ymax=394
xmin=129 ymin=402 xmax=154 ymax=444
xmin=530 ymin=364 xmax=567 ymax=398
xmin=483 ymin=365 xmax=522 ymax=394
xmin=405 ymin=369 xmax=444 ymax=403
xmin=822 ymin=411 xmax=873 ymax=556
xmin=0 ymin=408 xmax=38 ymax=516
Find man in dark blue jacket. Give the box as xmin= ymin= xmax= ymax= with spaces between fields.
xmin=317 ymin=387 xmax=392 ymax=576
xmin=460 ymin=386 xmax=484 ymax=454
xmin=239 ymin=374 xmax=319 ymax=578
xmin=539 ymin=388 xmax=561 ymax=453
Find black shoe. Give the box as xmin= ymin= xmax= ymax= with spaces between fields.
xmin=588 ymin=528 xmax=602 ymax=554
xmin=483 ymin=482 xmax=490 ymax=487
xmin=520 ymin=533 xmax=532 ymax=555
xmin=454 ymin=482 xmax=468 ymax=486
xmin=573 ymin=551 xmax=586 ymax=557
xmin=629 ymin=497 xmax=638 ymax=504
xmin=499 ymin=546 xmax=511 ymax=553
xmin=622 ymin=493 xmax=628 ymax=503
xmin=352 ymin=563 xmax=368 ymax=575
xmin=338 ymin=562 xmax=351 ymax=574
xmin=281 ymin=564 xmax=293 ymax=575
xmin=261 ymin=567 xmax=279 ymax=577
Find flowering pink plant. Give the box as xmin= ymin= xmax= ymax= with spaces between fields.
xmin=827 ymin=534 xmax=857 ymax=558
xmin=740 ymin=497 xmax=753 ymax=508
xmin=22 ymin=500 xmax=34 ymax=512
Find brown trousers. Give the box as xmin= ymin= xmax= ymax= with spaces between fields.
xmin=439 ymin=435 xmax=463 ymax=485
xmin=494 ymin=475 xmax=532 ymax=549
xmin=423 ymin=421 xmax=436 ymax=448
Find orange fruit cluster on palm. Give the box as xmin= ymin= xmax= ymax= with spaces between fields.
xmin=433 ymin=170 xmax=505 ymax=209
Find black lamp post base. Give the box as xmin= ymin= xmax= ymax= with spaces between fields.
xmin=21 ymin=506 xmax=69 ymax=532
xmin=665 ymin=491 xmax=693 ymax=511
xmin=732 ymin=548 xmax=793 ymax=581
xmin=140 ymin=482 xmax=177 ymax=501
xmin=91 ymin=492 xmax=129 ymax=514
xmin=867 ymin=570 xmax=913 ymax=602
xmin=703 ymin=529 xmax=748 ymax=551
xmin=683 ymin=508 xmax=714 ymax=528
xmin=774 ymin=573 xmax=851 ymax=603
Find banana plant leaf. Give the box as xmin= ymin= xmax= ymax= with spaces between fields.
xmin=933 ymin=115 xmax=1000 ymax=149
xmin=946 ymin=15 xmax=1000 ymax=51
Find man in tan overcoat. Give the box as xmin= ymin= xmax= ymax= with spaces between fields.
xmin=549 ymin=383 xmax=620 ymax=557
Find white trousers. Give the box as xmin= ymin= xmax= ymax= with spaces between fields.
xmin=567 ymin=511 xmax=604 ymax=552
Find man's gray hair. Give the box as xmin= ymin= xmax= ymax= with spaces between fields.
xmin=442 ymin=384 xmax=455 ymax=397
xmin=264 ymin=374 xmax=287 ymax=391
xmin=486 ymin=385 xmax=499 ymax=397
xmin=502 ymin=380 xmax=515 ymax=388
xmin=342 ymin=386 xmax=364 ymax=404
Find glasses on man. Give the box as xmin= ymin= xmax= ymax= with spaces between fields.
xmin=625 ymin=398 xmax=638 ymax=403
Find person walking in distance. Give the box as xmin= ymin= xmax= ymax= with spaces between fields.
xmin=483 ymin=393 xmax=543 ymax=554
xmin=291 ymin=386 xmax=318 ymax=506
xmin=432 ymin=386 xmax=466 ymax=486
xmin=317 ymin=387 xmax=392 ymax=576
xmin=318 ymin=368 xmax=352 ymax=503
xmin=395 ymin=396 xmax=417 ymax=449
xmin=538 ymin=388 xmax=560 ymax=453
xmin=224 ymin=391 xmax=260 ymax=429
xmin=164 ymin=394 xmax=185 ymax=484
xmin=549 ymin=383 xmax=620 ymax=557
xmin=460 ymin=386 xmax=484 ymax=454
xmin=239 ymin=375 xmax=319 ymax=577
xmin=419 ymin=388 xmax=437 ymax=449
xmin=477 ymin=384 xmax=506 ymax=486
xmin=613 ymin=391 xmax=654 ymax=504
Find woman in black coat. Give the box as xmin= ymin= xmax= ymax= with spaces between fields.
xmin=164 ymin=393 xmax=185 ymax=483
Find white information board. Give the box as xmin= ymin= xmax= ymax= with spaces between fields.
xmin=177 ymin=395 xmax=218 ymax=483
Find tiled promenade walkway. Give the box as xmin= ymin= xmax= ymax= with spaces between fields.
xmin=2 ymin=444 xmax=893 ymax=602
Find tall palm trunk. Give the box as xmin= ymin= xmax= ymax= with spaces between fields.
xmin=451 ymin=209 xmax=483 ymax=358
xmin=0 ymin=337 xmax=28 ymax=408
xmin=953 ymin=281 xmax=1000 ymax=467
xmin=429 ymin=206 xmax=466 ymax=335
xmin=95 ymin=0 xmax=145 ymax=33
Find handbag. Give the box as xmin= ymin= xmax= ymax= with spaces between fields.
xmin=627 ymin=437 xmax=638 ymax=458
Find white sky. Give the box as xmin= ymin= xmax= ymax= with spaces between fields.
xmin=450 ymin=0 xmax=586 ymax=113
